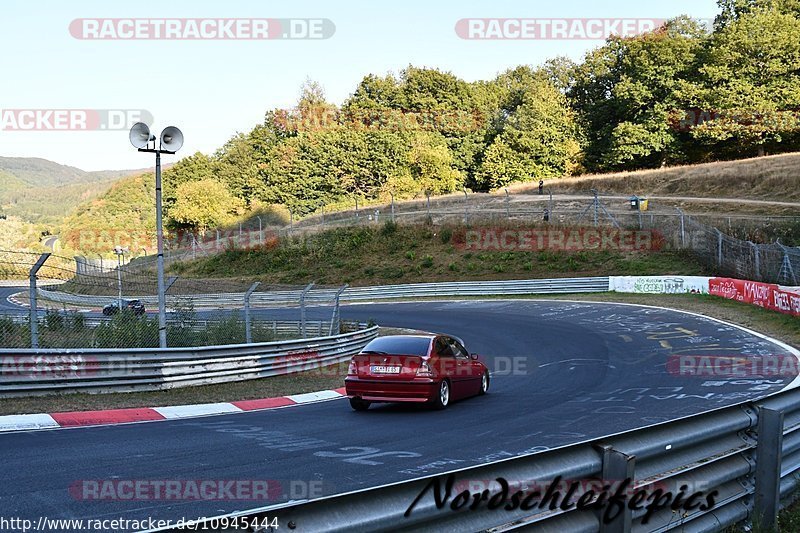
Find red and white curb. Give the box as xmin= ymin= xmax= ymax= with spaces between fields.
xmin=0 ymin=387 xmax=348 ymax=432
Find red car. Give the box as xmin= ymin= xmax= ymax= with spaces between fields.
xmin=345 ymin=334 xmax=490 ymax=411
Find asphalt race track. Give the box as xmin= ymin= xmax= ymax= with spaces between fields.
xmin=1 ymin=297 xmax=798 ymax=531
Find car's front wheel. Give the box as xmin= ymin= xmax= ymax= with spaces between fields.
xmin=479 ymin=371 xmax=489 ymax=395
xmin=349 ymin=398 xmax=371 ymax=411
xmin=431 ymin=380 xmax=450 ymax=410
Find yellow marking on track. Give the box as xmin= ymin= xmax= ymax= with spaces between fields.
xmin=670 ymin=345 xmax=741 ymax=355
xmin=660 ymin=340 xmax=672 ymax=349
xmin=647 ymin=327 xmax=698 ymax=340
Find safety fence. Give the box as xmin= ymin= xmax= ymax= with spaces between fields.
xmin=153 ymin=381 xmax=800 ymax=533
xmin=35 ymin=277 xmax=610 ymax=309
xmin=0 ymin=324 xmax=377 ymax=397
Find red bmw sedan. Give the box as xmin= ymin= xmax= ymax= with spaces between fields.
xmin=345 ymin=334 xmax=490 ymax=411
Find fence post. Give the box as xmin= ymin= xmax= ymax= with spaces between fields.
xmin=463 ymin=188 xmax=468 ymax=223
xmin=300 ymin=282 xmax=315 ymax=338
xmin=750 ymin=242 xmax=761 ymax=280
xmin=677 ymin=208 xmax=685 ymax=248
xmin=716 ymin=229 xmax=723 ymax=266
xmin=504 ymin=188 xmax=510 ymax=218
xmin=426 ymin=191 xmax=431 ymax=219
xmin=753 ymin=405 xmax=784 ymax=530
xmin=596 ymin=444 xmax=634 ymax=533
xmin=390 ymin=192 xmax=395 ymax=223
xmin=329 ymin=284 xmax=348 ymax=336
xmin=244 ymin=282 xmax=261 ymax=344
xmin=29 ymin=253 xmax=51 ymax=349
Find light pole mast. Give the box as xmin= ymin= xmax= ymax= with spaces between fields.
xmin=130 ymin=122 xmax=183 ymax=348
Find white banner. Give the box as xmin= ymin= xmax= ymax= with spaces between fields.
xmin=610 ymin=276 xmax=710 ymax=294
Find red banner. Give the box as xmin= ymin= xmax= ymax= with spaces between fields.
xmin=709 ymin=278 xmax=800 ymax=317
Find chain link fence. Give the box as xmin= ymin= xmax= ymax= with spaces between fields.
xmin=0 ymin=250 xmax=352 ymax=349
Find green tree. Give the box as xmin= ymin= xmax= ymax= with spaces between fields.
xmin=162 ymin=152 xmax=216 ymax=209
xmin=169 ymin=179 xmax=244 ymax=232
xmin=570 ymin=17 xmax=707 ymax=171
xmin=691 ymin=5 xmax=800 ymax=156
xmin=476 ymin=78 xmax=580 ymax=189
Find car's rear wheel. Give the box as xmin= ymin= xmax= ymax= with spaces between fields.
xmin=349 ymin=398 xmax=371 ymax=411
xmin=479 ymin=371 xmax=489 ymax=395
xmin=431 ymin=380 xmax=450 ymax=410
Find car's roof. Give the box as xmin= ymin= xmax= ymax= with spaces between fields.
xmin=380 ymin=334 xmax=436 ymax=339
xmin=379 ymin=333 xmax=465 ymax=344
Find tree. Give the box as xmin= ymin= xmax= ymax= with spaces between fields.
xmin=570 ymin=17 xmax=708 ymax=171
xmin=162 ymin=152 xmax=216 ymax=209
xmin=168 ymin=179 xmax=244 ymax=232
xmin=691 ymin=5 xmax=800 ymax=156
xmin=476 ymin=79 xmax=581 ymax=189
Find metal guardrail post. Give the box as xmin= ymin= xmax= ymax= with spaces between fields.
xmin=244 ymin=282 xmax=261 ymax=344
xmin=597 ymin=444 xmax=634 ymax=533
xmin=678 ymin=208 xmax=685 ymax=248
xmin=29 ymin=253 xmax=50 ymax=349
xmin=754 ymin=405 xmax=783 ymax=530
xmin=329 ymin=284 xmax=348 ymax=335
xmin=300 ymin=282 xmax=315 ymax=338
xmin=716 ymin=229 xmax=723 ymax=266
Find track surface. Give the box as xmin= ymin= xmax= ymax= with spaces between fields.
xmin=1 ymin=299 xmax=797 ymax=531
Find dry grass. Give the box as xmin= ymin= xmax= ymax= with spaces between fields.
xmin=508 ymin=152 xmax=800 ymax=202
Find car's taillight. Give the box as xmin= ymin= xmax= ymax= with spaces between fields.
xmin=416 ymin=362 xmax=433 ymax=377
xmin=347 ymin=359 xmax=358 ymax=376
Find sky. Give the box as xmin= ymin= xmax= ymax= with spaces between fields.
xmin=0 ymin=0 xmax=720 ymax=171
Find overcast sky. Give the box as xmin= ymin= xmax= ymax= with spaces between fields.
xmin=0 ymin=0 xmax=719 ymax=171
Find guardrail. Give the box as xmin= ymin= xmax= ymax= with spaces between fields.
xmin=0 ymin=325 xmax=377 ymax=397
xmin=36 ymin=277 xmax=611 ymax=309
xmin=153 ymin=384 xmax=800 ymax=533
xmin=0 ymin=313 xmax=341 ymax=338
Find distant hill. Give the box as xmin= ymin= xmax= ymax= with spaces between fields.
xmin=0 ymin=156 xmax=151 ymax=188
xmin=0 ymin=157 xmax=151 ymax=225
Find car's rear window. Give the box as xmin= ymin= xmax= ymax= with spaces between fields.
xmin=362 ymin=337 xmax=431 ymax=356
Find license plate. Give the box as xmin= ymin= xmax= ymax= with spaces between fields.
xmin=371 ymin=365 xmax=401 ymax=374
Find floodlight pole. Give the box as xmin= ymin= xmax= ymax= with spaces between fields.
xmin=139 ymin=146 xmax=176 ymax=349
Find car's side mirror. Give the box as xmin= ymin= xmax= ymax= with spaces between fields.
xmin=470 ymin=353 xmax=479 ymax=360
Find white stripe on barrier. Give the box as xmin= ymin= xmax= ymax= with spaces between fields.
xmin=153 ymin=402 xmax=242 ymax=419
xmin=0 ymin=413 xmax=60 ymax=432
xmin=287 ymin=390 xmax=344 ymax=404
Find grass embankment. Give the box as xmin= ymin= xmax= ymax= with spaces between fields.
xmin=511 ymin=152 xmax=800 ymax=203
xmin=168 ymin=222 xmax=710 ymax=285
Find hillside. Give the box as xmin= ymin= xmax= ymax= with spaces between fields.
xmin=0 ymin=157 xmax=150 ymax=225
xmin=516 ymin=152 xmax=800 ymax=202
xmin=170 ymin=223 xmax=710 ymax=286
